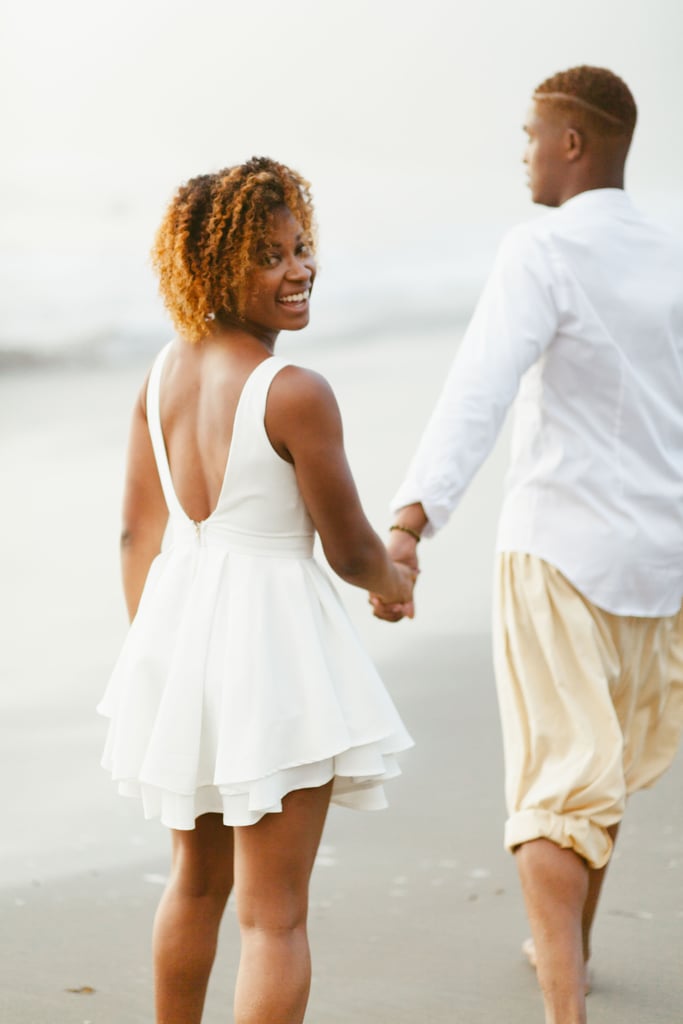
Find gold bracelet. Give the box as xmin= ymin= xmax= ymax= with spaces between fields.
xmin=389 ymin=524 xmax=421 ymax=543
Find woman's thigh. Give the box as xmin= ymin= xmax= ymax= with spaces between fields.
xmin=170 ymin=812 xmax=235 ymax=898
xmin=233 ymin=782 xmax=333 ymax=928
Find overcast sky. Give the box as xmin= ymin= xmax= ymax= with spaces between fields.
xmin=2 ymin=0 xmax=682 ymax=348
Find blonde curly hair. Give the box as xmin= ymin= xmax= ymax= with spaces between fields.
xmin=151 ymin=157 xmax=316 ymax=343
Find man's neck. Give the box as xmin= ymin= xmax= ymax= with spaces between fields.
xmin=558 ymin=168 xmax=625 ymax=206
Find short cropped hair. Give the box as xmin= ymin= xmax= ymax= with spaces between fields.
xmin=151 ymin=157 xmax=316 ymax=343
xmin=534 ymin=65 xmax=637 ymax=139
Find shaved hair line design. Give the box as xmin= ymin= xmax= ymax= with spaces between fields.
xmin=533 ymin=91 xmax=626 ymax=128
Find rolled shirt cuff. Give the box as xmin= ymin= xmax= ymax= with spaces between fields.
xmin=390 ymin=484 xmax=451 ymax=539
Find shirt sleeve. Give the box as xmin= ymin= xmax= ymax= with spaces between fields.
xmin=391 ymin=224 xmax=559 ymax=536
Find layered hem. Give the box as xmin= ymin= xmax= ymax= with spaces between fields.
xmin=102 ymin=740 xmax=408 ymax=829
xmin=98 ymin=540 xmax=413 ymax=830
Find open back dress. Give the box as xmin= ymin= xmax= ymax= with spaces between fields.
xmin=98 ymin=343 xmax=413 ymax=828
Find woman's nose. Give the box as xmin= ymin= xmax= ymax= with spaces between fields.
xmin=287 ymin=255 xmax=314 ymax=280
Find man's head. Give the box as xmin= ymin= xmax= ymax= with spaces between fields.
xmin=523 ymin=66 xmax=637 ymax=207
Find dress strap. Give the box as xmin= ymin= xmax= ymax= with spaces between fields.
xmin=230 ymin=356 xmax=292 ymax=455
xmin=146 ymin=342 xmax=186 ymax=521
xmin=240 ymin=356 xmax=290 ymax=417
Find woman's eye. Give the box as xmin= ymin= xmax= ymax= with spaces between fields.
xmin=262 ymin=253 xmax=280 ymax=266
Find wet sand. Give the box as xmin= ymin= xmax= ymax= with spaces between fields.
xmin=0 ymin=331 xmax=681 ymax=1022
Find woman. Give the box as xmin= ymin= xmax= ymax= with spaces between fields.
xmin=98 ymin=157 xmax=414 ymax=1024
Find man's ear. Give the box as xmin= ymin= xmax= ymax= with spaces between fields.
xmin=565 ymin=127 xmax=584 ymax=162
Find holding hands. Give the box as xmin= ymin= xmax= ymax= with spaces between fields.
xmin=370 ymin=556 xmax=418 ymax=622
xmin=370 ymin=510 xmax=426 ymax=622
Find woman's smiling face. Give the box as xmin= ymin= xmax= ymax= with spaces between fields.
xmin=240 ymin=206 xmax=316 ymax=335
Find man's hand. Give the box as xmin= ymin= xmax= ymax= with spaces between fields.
xmin=369 ymin=504 xmax=427 ymax=622
xmin=369 ymin=528 xmax=420 ymax=621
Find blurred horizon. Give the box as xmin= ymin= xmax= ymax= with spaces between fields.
xmin=2 ymin=0 xmax=682 ymax=362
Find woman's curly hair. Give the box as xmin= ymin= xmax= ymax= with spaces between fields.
xmin=151 ymin=157 xmax=316 ymax=343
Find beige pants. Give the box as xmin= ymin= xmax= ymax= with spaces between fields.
xmin=494 ymin=553 xmax=683 ymax=870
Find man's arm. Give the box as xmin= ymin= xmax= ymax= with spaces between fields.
xmin=371 ymin=226 xmax=560 ymax=622
xmin=391 ymin=224 xmax=560 ymax=537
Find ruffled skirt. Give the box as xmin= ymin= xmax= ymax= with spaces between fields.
xmin=98 ymin=546 xmax=413 ymax=829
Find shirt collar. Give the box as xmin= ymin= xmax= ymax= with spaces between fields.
xmin=559 ymin=188 xmax=632 ymax=214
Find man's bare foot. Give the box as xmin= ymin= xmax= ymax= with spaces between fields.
xmin=521 ymin=936 xmax=538 ymax=968
xmin=521 ymin=937 xmax=592 ymax=994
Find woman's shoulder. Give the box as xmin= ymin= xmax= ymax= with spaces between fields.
xmin=265 ymin=362 xmax=342 ymax=454
xmin=269 ymin=362 xmax=338 ymax=412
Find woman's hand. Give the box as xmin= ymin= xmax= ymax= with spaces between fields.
xmin=368 ymin=559 xmax=418 ymax=622
xmin=369 ymin=559 xmax=419 ymax=622
xmin=373 ymin=559 xmax=417 ymax=605
xmin=368 ymin=512 xmax=424 ymax=622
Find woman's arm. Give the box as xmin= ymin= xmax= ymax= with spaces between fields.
xmin=266 ymin=366 xmax=414 ymax=606
xmin=120 ymin=385 xmax=169 ymax=621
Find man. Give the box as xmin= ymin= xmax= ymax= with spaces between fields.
xmin=374 ymin=66 xmax=683 ymax=1023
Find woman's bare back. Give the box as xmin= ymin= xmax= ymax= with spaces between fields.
xmin=158 ymin=339 xmax=270 ymax=523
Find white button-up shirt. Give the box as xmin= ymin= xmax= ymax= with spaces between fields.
xmin=392 ymin=189 xmax=683 ymax=616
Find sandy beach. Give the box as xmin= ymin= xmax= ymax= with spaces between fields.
xmin=1 ymin=329 xmax=681 ymax=1023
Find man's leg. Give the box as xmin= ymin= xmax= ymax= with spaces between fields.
xmin=516 ymin=839 xmax=589 ymax=1024
xmin=522 ymin=821 xmax=620 ymax=984
xmin=497 ymin=557 xmax=683 ymax=1023
xmin=494 ymin=554 xmax=627 ymax=1021
xmin=581 ymin=823 xmax=619 ymax=962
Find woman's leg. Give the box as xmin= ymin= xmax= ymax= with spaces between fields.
xmin=153 ymin=812 xmax=234 ymax=1024
xmin=233 ymin=781 xmax=333 ymax=1024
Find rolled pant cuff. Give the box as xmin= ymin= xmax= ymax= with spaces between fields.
xmin=504 ymin=808 xmax=615 ymax=869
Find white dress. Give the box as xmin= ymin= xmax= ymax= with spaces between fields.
xmin=98 ymin=344 xmax=413 ymax=829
